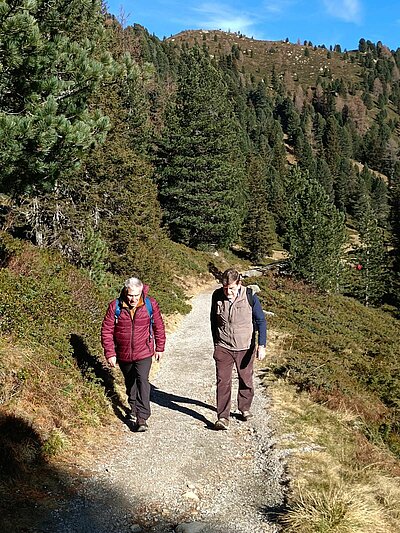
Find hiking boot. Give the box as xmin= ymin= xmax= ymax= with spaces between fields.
xmin=125 ymin=411 xmax=136 ymax=423
xmin=214 ymin=418 xmax=229 ymax=430
xmin=134 ymin=418 xmax=148 ymax=432
xmin=240 ymin=410 xmax=254 ymax=421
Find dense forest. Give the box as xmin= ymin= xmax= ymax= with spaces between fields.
xmin=1 ymin=1 xmax=399 ymax=311
xmin=1 ymin=0 xmax=400 ymax=440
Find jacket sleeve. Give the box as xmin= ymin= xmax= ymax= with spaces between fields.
xmin=210 ymin=290 xmax=218 ymax=344
xmin=151 ymin=298 xmax=166 ymax=352
xmin=252 ymin=294 xmax=267 ymax=346
xmin=101 ymin=301 xmax=117 ymax=360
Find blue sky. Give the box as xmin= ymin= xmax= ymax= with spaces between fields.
xmin=105 ymin=0 xmax=399 ymax=52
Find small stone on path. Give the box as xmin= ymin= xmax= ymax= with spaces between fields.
xmin=175 ymin=522 xmax=206 ymax=533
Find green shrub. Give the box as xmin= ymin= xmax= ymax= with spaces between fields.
xmin=256 ymin=275 xmax=400 ymax=456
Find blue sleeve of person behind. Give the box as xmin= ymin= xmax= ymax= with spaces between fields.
xmin=251 ymin=294 xmax=267 ymax=346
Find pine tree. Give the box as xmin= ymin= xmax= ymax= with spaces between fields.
xmin=0 ymin=0 xmax=113 ymax=194
xmin=312 ymin=112 xmax=326 ymax=157
xmin=323 ymin=116 xmax=341 ymax=178
xmin=286 ymin=167 xmax=347 ymax=291
xmin=314 ymin=157 xmax=334 ymax=200
xmin=294 ymin=128 xmax=314 ymax=172
xmin=155 ymin=47 xmax=246 ymax=249
xmin=79 ymin=226 xmax=109 ymax=283
xmin=5 ymin=24 xmax=165 ymax=284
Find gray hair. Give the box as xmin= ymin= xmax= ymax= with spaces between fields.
xmin=124 ymin=277 xmax=143 ymax=290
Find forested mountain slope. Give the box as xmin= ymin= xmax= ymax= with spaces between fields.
xmin=0 ymin=4 xmax=400 ymax=530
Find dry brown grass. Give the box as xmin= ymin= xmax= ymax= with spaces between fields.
xmin=169 ymin=30 xmax=364 ymax=88
xmin=268 ymin=372 xmax=400 ymax=533
xmin=282 ymin=483 xmax=387 ymax=533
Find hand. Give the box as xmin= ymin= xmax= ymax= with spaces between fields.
xmin=257 ymin=346 xmax=266 ymax=361
xmin=107 ymin=356 xmax=117 ymax=368
xmin=154 ymin=351 xmax=163 ymax=362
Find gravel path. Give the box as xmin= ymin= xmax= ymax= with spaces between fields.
xmin=41 ymin=285 xmax=286 ymax=533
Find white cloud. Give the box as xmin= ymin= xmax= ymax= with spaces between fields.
xmin=322 ymin=0 xmax=362 ymax=23
xmin=263 ymin=0 xmax=297 ymax=15
xmin=191 ymin=2 xmax=258 ymax=34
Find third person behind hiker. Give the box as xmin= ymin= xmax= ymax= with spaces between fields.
xmin=101 ymin=277 xmax=166 ymax=432
xmin=210 ymin=268 xmax=267 ymax=430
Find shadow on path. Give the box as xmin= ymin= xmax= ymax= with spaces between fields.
xmin=151 ymin=385 xmax=216 ymax=428
xmin=208 ymin=262 xmax=223 ymax=282
xmin=70 ymin=334 xmax=127 ymax=421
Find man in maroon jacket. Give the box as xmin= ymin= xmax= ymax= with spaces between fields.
xmin=101 ymin=277 xmax=166 ymax=432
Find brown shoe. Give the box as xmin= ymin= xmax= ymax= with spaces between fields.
xmin=240 ymin=411 xmax=254 ymax=421
xmin=134 ymin=418 xmax=148 ymax=432
xmin=215 ymin=418 xmax=229 ymax=430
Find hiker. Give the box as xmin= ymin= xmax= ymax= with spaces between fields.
xmin=101 ymin=277 xmax=166 ymax=432
xmin=210 ymin=268 xmax=267 ymax=430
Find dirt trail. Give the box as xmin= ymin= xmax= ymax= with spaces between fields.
xmin=41 ymin=285 xmax=286 ymax=533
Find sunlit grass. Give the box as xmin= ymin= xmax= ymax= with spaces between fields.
xmin=267 ymin=373 xmax=400 ymax=532
xmin=282 ymin=482 xmax=387 ymax=533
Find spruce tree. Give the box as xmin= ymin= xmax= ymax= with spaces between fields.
xmin=155 ymin=47 xmax=246 ymax=249
xmin=314 ymin=157 xmax=334 ymax=200
xmin=355 ymin=204 xmax=390 ymax=306
xmin=323 ymin=116 xmax=341 ymax=178
xmin=242 ymin=155 xmax=277 ymax=262
xmin=286 ymin=167 xmax=347 ymax=291
xmin=6 ymin=22 xmax=165 ymax=285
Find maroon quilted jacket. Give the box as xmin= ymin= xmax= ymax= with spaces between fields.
xmin=101 ymin=285 xmax=166 ymax=363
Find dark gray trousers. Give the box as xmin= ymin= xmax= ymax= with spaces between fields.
xmin=119 ymin=356 xmax=153 ymax=420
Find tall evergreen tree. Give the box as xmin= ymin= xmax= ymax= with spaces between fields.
xmin=323 ymin=116 xmax=341 ymax=178
xmin=286 ymin=167 xmax=347 ymax=291
xmin=312 ymin=113 xmax=326 ymax=157
xmin=5 ymin=21 xmax=165 ymax=284
xmin=354 ymin=204 xmax=390 ymax=306
xmin=391 ymin=163 xmax=400 ymax=262
xmin=155 ymin=47 xmax=246 ymax=249
xmin=242 ymin=155 xmax=277 ymax=262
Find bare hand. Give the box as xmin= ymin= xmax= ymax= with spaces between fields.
xmin=257 ymin=346 xmax=266 ymax=361
xmin=108 ymin=356 xmax=117 ymax=368
xmin=154 ymin=351 xmax=163 ymax=362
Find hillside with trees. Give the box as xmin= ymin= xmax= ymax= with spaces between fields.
xmin=1 ymin=7 xmax=399 ymax=307
xmin=0 ymin=2 xmax=400 ymax=530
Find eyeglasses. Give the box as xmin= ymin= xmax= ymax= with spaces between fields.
xmin=127 ymin=292 xmax=141 ymax=298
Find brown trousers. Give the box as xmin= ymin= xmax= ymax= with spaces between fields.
xmin=213 ymin=344 xmax=255 ymax=419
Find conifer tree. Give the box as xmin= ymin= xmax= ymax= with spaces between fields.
xmin=323 ymin=116 xmax=341 ymax=177
xmin=155 ymin=47 xmax=246 ymax=249
xmin=314 ymin=157 xmax=334 ymax=200
xmin=354 ymin=204 xmax=390 ymax=306
xmin=6 ymin=24 xmax=165 ymax=284
xmin=79 ymin=226 xmax=109 ymax=283
xmin=286 ymin=167 xmax=347 ymax=291
xmin=0 ymin=0 xmax=113 ymax=194
xmin=242 ymin=155 xmax=277 ymax=262
xmin=312 ymin=113 xmax=326 ymax=156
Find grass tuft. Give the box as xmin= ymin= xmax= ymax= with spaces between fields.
xmin=283 ymin=483 xmax=386 ymax=533
xmin=42 ymin=429 xmax=68 ymax=457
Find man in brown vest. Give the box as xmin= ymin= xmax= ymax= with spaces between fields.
xmin=210 ymin=269 xmax=267 ymax=430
